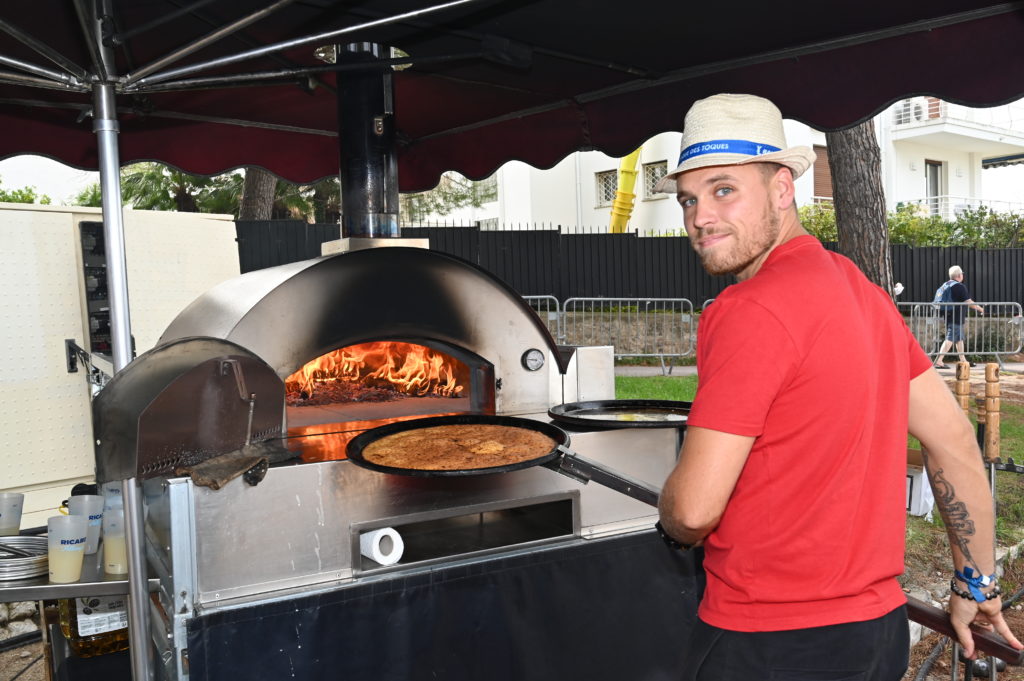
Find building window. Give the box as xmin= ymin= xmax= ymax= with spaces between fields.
xmin=812 ymin=144 xmax=832 ymax=202
xmin=926 ymin=160 xmax=943 ymax=216
xmin=642 ymin=161 xmax=668 ymax=199
xmin=596 ymin=170 xmax=617 ymax=207
xmin=478 ymin=217 xmax=499 ymax=230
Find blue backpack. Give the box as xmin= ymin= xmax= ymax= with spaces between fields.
xmin=932 ymin=280 xmax=956 ymax=313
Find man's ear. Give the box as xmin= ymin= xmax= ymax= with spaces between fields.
xmin=772 ymin=166 xmax=797 ymax=212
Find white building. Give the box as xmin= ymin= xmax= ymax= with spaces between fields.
xmin=416 ymin=97 xmax=1024 ymax=233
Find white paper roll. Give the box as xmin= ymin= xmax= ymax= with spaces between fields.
xmin=359 ymin=527 xmax=404 ymax=566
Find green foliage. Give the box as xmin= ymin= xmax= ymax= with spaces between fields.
xmin=202 ymin=173 xmax=244 ymax=215
xmin=949 ymin=204 xmax=1024 ymax=248
xmin=66 ymin=167 xmax=339 ymax=222
xmin=399 ymin=172 xmax=498 ymax=224
xmin=122 ymin=163 xmax=200 ymax=211
xmin=797 ymin=203 xmax=837 ymax=242
xmin=0 ymin=177 xmax=51 ymax=204
xmin=887 ymin=203 xmax=949 ymax=246
xmin=71 ymin=183 xmax=103 ymax=207
xmin=272 ymin=177 xmax=340 ymax=223
xmin=799 ymin=201 xmax=1024 ymax=248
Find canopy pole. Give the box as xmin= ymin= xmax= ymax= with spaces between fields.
xmin=336 ymin=43 xmax=399 ymax=238
xmin=93 ymin=82 xmax=153 ymax=681
xmin=93 ymin=84 xmax=132 ymax=370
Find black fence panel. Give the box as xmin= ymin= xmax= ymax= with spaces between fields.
xmin=235 ymin=221 xmax=1024 ymax=306
xmin=888 ymin=246 xmax=1024 ymax=304
xmin=235 ymin=220 xmax=340 ymax=273
xmin=402 ymin=227 xmax=479 ymax=263
xmin=478 ymin=230 xmax=562 ymax=297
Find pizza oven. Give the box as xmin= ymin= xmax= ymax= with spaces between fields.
xmin=91 ymin=241 xmax=684 ymax=681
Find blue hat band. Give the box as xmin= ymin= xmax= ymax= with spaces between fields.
xmin=678 ymin=139 xmax=781 ymax=166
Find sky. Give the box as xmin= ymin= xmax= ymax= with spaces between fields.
xmin=0 ymin=155 xmax=99 ymax=203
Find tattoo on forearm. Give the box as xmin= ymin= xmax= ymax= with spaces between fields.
xmin=929 ymin=466 xmax=978 ymax=568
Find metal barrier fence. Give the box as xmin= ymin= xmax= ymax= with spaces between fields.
xmin=559 ymin=298 xmax=695 ymax=371
xmin=523 ymin=295 xmax=563 ymax=342
xmin=525 ymin=297 xmax=1021 ymax=369
xmin=899 ymin=301 xmax=1024 ymax=364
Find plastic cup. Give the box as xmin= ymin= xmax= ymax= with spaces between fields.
xmin=48 ymin=515 xmax=88 ymax=583
xmin=101 ymin=481 xmax=123 ymax=511
xmin=67 ymin=494 xmax=104 ymax=554
xmin=102 ymin=508 xmax=128 ymax=575
xmin=0 ymin=492 xmax=24 ymax=535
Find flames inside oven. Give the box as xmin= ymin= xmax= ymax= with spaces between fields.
xmin=285 ymin=341 xmax=470 ymax=406
xmin=284 ymin=340 xmax=495 ymax=462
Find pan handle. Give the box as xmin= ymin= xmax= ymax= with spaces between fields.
xmin=546 ymin=445 xmax=662 ymax=507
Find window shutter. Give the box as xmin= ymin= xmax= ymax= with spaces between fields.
xmin=813 ymin=145 xmax=833 ymax=200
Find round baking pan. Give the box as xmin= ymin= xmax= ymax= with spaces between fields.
xmin=548 ymin=399 xmax=691 ymax=429
xmin=0 ymin=535 xmax=48 ymax=581
xmin=346 ymin=414 xmax=570 ymax=477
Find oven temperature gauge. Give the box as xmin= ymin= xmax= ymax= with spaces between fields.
xmin=521 ymin=349 xmax=545 ymax=371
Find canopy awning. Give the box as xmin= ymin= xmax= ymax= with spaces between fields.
xmin=1 ymin=1 xmax=1022 ymax=191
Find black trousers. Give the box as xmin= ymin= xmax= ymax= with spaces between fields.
xmin=683 ymin=605 xmax=909 ymax=681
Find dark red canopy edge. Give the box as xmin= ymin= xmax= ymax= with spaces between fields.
xmin=0 ymin=8 xmax=1020 ymax=192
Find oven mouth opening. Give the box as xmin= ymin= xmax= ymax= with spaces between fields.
xmin=284 ymin=340 xmax=495 ymax=462
xmin=285 ymin=340 xmax=471 ymax=408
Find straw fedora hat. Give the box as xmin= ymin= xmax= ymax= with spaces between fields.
xmin=654 ymin=93 xmax=816 ymax=194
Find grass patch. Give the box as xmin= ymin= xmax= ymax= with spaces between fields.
xmin=1000 ymin=402 xmax=1024 ymax=462
xmin=615 ymin=375 xmax=698 ymax=401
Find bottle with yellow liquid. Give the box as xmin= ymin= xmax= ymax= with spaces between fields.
xmin=58 ymin=595 xmax=129 ymax=657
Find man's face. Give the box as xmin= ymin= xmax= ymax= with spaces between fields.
xmin=675 ymin=164 xmax=781 ymax=280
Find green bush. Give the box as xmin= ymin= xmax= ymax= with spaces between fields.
xmin=888 ymin=203 xmax=950 ymax=246
xmin=798 ymin=202 xmax=1024 ymax=248
xmin=798 ymin=203 xmax=837 ymax=241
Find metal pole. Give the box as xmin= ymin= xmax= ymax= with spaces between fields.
xmin=93 ymin=85 xmax=132 ymax=372
xmin=94 ymin=82 xmax=152 ymax=681
xmin=336 ymin=43 xmax=399 ymax=238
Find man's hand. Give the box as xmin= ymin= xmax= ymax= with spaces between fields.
xmin=949 ymin=596 xmax=1024 ymax=659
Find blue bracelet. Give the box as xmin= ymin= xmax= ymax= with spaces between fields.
xmin=955 ymin=567 xmax=998 ymax=603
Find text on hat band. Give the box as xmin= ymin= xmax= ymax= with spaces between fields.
xmin=678 ymin=139 xmax=782 ymax=166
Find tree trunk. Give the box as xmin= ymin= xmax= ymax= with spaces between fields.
xmin=239 ymin=167 xmax=277 ymax=220
xmin=825 ymin=119 xmax=894 ymax=299
xmin=175 ymin=188 xmax=198 ymax=212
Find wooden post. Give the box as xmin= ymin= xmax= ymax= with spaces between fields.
xmin=955 ymin=361 xmax=972 ymax=415
xmin=985 ymin=363 xmax=1001 ymax=463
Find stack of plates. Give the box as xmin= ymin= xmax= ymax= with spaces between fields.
xmin=0 ymin=536 xmax=48 ymax=581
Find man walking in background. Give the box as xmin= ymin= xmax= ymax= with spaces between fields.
xmin=934 ymin=265 xmax=985 ymax=369
xmin=653 ymin=93 xmax=1020 ymax=680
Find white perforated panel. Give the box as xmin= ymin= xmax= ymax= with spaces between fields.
xmin=123 ymin=210 xmax=240 ymax=352
xmin=0 ymin=206 xmax=240 ymax=525
xmin=0 ymin=207 xmax=95 ymax=513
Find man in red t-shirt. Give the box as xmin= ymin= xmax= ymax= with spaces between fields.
xmin=653 ymin=94 xmax=1021 ymax=680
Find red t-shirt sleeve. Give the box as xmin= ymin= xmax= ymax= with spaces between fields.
xmin=687 ymin=297 xmax=800 ymax=437
xmin=904 ymin=312 xmax=934 ymax=379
